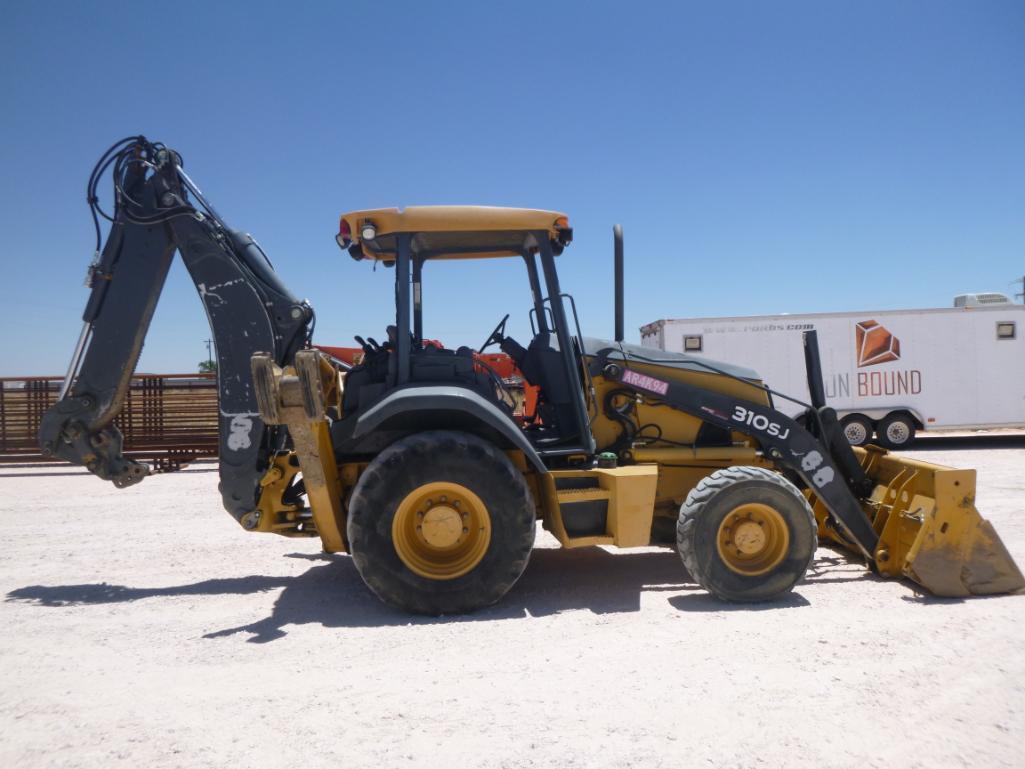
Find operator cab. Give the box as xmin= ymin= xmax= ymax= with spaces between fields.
xmin=336 ymin=206 xmax=592 ymax=455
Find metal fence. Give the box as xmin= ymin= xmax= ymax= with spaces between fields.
xmin=0 ymin=374 xmax=218 ymax=471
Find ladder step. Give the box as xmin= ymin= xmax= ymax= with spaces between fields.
xmin=556 ymin=488 xmax=610 ymax=504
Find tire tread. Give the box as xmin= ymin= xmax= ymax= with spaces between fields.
xmin=676 ymin=466 xmax=816 ymax=602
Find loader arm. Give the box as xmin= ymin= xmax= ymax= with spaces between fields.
xmin=591 ymin=339 xmax=1024 ymax=596
xmin=594 ymin=350 xmax=881 ymax=559
xmin=39 ymin=137 xmax=313 ymax=522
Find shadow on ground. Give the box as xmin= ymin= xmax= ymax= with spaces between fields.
xmin=7 ymin=548 xmax=859 ymax=642
xmin=906 ymin=434 xmax=1025 ymax=451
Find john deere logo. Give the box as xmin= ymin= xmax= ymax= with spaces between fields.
xmin=855 ymin=320 xmax=901 ymax=367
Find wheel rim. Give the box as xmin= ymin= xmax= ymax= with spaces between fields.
xmin=844 ymin=422 xmax=868 ymax=445
xmin=886 ymin=420 xmax=910 ymax=445
xmin=716 ymin=503 xmax=790 ymax=577
xmin=392 ymin=482 xmax=492 ymax=580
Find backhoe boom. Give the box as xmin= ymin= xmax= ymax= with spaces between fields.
xmin=39 ymin=138 xmax=313 ymax=521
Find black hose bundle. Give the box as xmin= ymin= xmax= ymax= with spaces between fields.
xmin=85 ymin=135 xmax=202 ymax=250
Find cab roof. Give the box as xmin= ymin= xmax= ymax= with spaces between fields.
xmin=337 ymin=205 xmax=571 ymax=262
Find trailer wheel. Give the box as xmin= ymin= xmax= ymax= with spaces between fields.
xmin=877 ymin=413 xmax=916 ymax=449
xmin=347 ymin=430 xmax=536 ymax=615
xmin=676 ymin=466 xmax=816 ymax=602
xmin=840 ymin=414 xmax=873 ymax=447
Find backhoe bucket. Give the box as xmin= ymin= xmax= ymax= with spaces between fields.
xmin=811 ymin=447 xmax=1024 ymax=597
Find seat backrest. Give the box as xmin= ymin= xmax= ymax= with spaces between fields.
xmin=522 ymin=333 xmax=579 ymax=441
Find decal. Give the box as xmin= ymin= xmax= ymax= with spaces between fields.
xmin=792 ymin=448 xmax=835 ymax=489
xmin=856 ymin=320 xmax=901 ymax=367
xmin=857 ymin=370 xmax=922 ymax=396
xmin=621 ymin=368 xmax=669 ymax=396
xmin=700 ymin=405 xmax=730 ymax=421
xmin=227 ymin=414 xmax=254 ymax=451
xmin=730 ymin=405 xmax=791 ymax=440
xmin=821 ymin=321 xmax=924 ymax=402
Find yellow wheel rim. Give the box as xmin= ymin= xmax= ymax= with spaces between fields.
xmin=716 ymin=503 xmax=790 ymax=577
xmin=392 ymin=481 xmax=492 ymax=580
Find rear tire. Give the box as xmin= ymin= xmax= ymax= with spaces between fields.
xmin=676 ymin=466 xmax=816 ymax=602
xmin=840 ymin=414 xmax=873 ymax=447
xmin=347 ymin=430 xmax=536 ymax=615
xmin=876 ymin=413 xmax=916 ymax=449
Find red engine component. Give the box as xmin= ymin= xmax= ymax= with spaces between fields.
xmin=315 ymin=344 xmax=540 ymax=422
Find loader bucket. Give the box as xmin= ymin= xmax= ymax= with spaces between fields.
xmin=810 ymin=447 xmax=1024 ymax=597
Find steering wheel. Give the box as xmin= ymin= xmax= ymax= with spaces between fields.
xmin=478 ymin=314 xmax=510 ymax=353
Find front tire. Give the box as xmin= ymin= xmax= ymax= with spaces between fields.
xmin=347 ymin=430 xmax=536 ymax=615
xmin=676 ymin=466 xmax=817 ymax=602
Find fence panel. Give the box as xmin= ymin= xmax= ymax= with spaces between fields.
xmin=0 ymin=374 xmax=219 ymax=472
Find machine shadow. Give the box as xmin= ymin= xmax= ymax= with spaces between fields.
xmin=801 ymin=551 xmax=884 ymax=586
xmin=5 ymin=575 xmax=293 ymax=607
xmin=906 ymin=434 xmax=1025 ymax=451
xmin=668 ymin=592 xmax=810 ymax=612
xmin=7 ymin=547 xmax=692 ymax=640
xmin=213 ymin=548 xmax=702 ymax=641
xmin=7 ymin=549 xmax=865 ymax=642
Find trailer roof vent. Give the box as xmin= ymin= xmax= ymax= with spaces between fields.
xmin=953 ymin=292 xmax=1013 ymax=308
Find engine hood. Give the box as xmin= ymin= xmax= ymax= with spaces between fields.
xmin=580 ymin=337 xmax=761 ymax=382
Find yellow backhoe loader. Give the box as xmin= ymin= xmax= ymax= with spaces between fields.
xmin=40 ymin=137 xmax=1024 ymax=614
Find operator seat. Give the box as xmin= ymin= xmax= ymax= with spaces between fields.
xmin=501 ymin=332 xmax=578 ymax=443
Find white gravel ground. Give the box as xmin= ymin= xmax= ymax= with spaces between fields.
xmin=2 ymin=435 xmax=1024 ymax=769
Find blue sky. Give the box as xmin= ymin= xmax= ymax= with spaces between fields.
xmin=1 ymin=1 xmax=1022 ymax=376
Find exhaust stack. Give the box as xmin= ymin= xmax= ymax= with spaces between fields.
xmin=614 ymin=224 xmax=624 ymax=342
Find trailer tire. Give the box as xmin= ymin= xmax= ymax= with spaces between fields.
xmin=840 ymin=414 xmax=873 ymax=447
xmin=876 ymin=413 xmax=916 ymax=449
xmin=347 ymin=430 xmax=536 ymax=615
xmin=676 ymin=466 xmax=816 ymax=602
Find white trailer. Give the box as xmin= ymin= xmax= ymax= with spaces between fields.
xmin=640 ymin=297 xmax=1025 ymax=448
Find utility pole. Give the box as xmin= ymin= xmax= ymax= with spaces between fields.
xmin=204 ymin=338 xmax=214 ymax=366
xmin=1016 ymin=276 xmax=1025 ymax=304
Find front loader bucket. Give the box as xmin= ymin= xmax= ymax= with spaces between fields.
xmin=811 ymin=447 xmax=1024 ymax=597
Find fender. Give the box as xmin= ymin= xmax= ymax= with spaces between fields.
xmin=353 ymin=386 xmax=548 ymax=474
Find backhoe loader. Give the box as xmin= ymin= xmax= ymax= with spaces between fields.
xmin=39 ymin=137 xmax=1024 ymax=614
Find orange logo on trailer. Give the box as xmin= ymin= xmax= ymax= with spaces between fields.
xmin=855 ymin=320 xmax=901 ymax=367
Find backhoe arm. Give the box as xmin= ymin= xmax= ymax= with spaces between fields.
xmin=39 ymin=137 xmax=313 ymax=522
